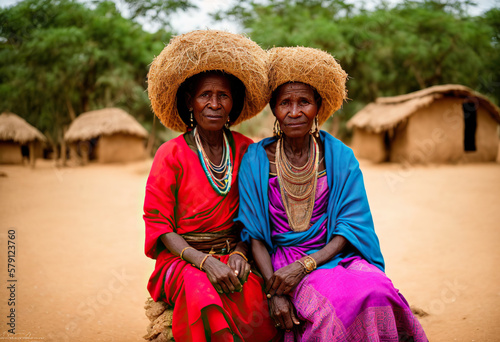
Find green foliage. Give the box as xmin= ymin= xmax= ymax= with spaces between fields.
xmin=218 ymin=0 xmax=499 ymax=140
xmin=478 ymin=7 xmax=500 ymax=103
xmin=116 ymin=0 xmax=195 ymax=27
xmin=1 ymin=0 xmax=497 ymax=149
xmin=0 ymin=0 xmax=172 ymax=149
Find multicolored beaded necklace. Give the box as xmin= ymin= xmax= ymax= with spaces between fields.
xmin=276 ymin=134 xmax=319 ymax=232
xmin=194 ymin=127 xmax=232 ymax=196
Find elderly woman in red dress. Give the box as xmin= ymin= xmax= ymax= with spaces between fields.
xmin=144 ymin=30 xmax=279 ymax=342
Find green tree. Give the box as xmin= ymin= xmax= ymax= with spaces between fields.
xmin=478 ymin=7 xmax=500 ymax=103
xmin=116 ymin=0 xmax=195 ymax=27
xmin=219 ymin=0 xmax=498 ymax=139
xmin=0 ymin=0 xmax=172 ymax=154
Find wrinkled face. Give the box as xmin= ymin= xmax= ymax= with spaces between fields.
xmin=272 ymin=82 xmax=319 ymax=139
xmin=188 ymin=74 xmax=233 ymax=131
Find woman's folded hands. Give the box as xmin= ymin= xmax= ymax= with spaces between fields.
xmin=265 ymin=261 xmax=306 ymax=296
xmin=204 ymin=257 xmax=243 ymax=294
xmin=228 ymin=253 xmax=251 ymax=285
xmin=203 ymin=253 xmax=251 ymax=294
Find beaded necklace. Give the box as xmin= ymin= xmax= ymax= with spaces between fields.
xmin=276 ymin=135 xmax=319 ymax=232
xmin=194 ymin=127 xmax=232 ymax=196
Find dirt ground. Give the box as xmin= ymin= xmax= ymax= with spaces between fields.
xmin=1 ymin=158 xmax=499 ymax=341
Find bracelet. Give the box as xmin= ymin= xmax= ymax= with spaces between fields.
xmin=179 ymin=247 xmax=194 ymax=261
xmin=305 ymin=256 xmax=317 ymax=269
xmin=199 ymin=254 xmax=211 ymax=271
xmin=296 ymin=260 xmax=307 ymax=273
xmin=295 ymin=256 xmax=317 ymax=273
xmin=229 ymin=251 xmax=248 ymax=262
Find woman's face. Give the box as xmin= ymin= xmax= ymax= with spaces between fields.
xmin=273 ymin=82 xmax=319 ymax=139
xmin=188 ymin=73 xmax=233 ymax=131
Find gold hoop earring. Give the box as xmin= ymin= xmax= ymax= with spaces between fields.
xmin=311 ymin=116 xmax=319 ymax=138
xmin=273 ymin=118 xmax=282 ymax=138
xmin=189 ymin=110 xmax=194 ymax=128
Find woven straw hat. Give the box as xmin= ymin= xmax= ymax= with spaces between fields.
xmin=268 ymin=47 xmax=348 ymax=126
xmin=148 ymin=30 xmax=269 ymax=132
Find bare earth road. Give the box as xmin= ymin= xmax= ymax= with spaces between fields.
xmin=1 ymin=159 xmax=499 ymax=341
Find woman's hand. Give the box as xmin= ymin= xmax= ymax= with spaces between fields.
xmin=265 ymin=262 xmax=306 ymax=296
xmin=269 ymin=295 xmax=300 ymax=331
xmin=227 ymin=253 xmax=251 ymax=285
xmin=203 ymin=256 xmax=242 ymax=294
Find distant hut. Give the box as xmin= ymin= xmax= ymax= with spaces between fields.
xmin=0 ymin=112 xmax=46 ymax=166
xmin=347 ymin=85 xmax=500 ymax=163
xmin=64 ymin=108 xmax=148 ymax=164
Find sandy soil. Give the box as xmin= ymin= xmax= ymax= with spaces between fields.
xmin=1 ymin=158 xmax=499 ymax=341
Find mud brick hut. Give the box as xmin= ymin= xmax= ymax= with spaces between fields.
xmin=0 ymin=112 xmax=46 ymax=167
xmin=64 ymin=108 xmax=148 ymax=164
xmin=347 ymin=85 xmax=500 ymax=164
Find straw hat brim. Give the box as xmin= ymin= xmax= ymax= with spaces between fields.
xmin=267 ymin=47 xmax=348 ymax=126
xmin=148 ymin=30 xmax=269 ymax=132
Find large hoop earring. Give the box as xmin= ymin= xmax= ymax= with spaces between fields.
xmin=273 ymin=118 xmax=282 ymax=138
xmin=311 ymin=116 xmax=319 ymax=138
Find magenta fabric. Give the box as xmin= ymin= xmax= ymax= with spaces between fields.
xmin=268 ymin=175 xmax=427 ymax=341
xmin=269 ymin=175 xmax=330 ymax=271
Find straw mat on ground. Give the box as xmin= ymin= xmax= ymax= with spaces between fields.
xmin=143 ymin=298 xmax=173 ymax=342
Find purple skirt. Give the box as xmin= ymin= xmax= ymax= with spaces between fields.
xmin=269 ymin=176 xmax=427 ymax=341
xmin=285 ymin=256 xmax=427 ymax=341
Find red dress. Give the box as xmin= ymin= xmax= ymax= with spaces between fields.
xmin=144 ymin=132 xmax=279 ymax=342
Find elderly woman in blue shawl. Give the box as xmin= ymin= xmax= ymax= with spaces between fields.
xmin=236 ymin=47 xmax=427 ymax=341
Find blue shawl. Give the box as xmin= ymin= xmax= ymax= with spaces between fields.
xmin=235 ymin=130 xmax=385 ymax=272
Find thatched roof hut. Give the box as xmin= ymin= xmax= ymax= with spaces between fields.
xmin=0 ymin=112 xmax=46 ymax=165
xmin=64 ymin=108 xmax=148 ymax=164
xmin=65 ymin=108 xmax=148 ymax=142
xmin=347 ymin=85 xmax=500 ymax=164
xmin=0 ymin=112 xmax=46 ymax=143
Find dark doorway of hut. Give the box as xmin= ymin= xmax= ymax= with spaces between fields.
xmin=463 ymin=101 xmax=477 ymax=152
xmin=381 ymin=129 xmax=394 ymax=162
xmin=88 ymin=137 xmax=99 ymax=160
xmin=20 ymin=142 xmax=38 ymax=168
xmin=384 ymin=130 xmax=392 ymax=162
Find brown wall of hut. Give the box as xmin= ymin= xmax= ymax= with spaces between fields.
xmin=0 ymin=141 xmax=22 ymax=164
xmin=97 ymin=134 xmax=146 ymax=163
xmin=390 ymin=98 xmax=499 ymax=163
xmin=351 ymin=128 xmax=387 ymax=163
xmin=389 ymin=120 xmax=409 ymax=163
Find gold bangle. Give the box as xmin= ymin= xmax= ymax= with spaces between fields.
xmin=296 ymin=256 xmax=317 ymax=273
xmin=304 ymin=256 xmax=317 ymax=270
xmin=179 ymin=247 xmax=194 ymax=261
xmin=229 ymin=251 xmax=248 ymax=262
xmin=199 ymin=254 xmax=211 ymax=271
